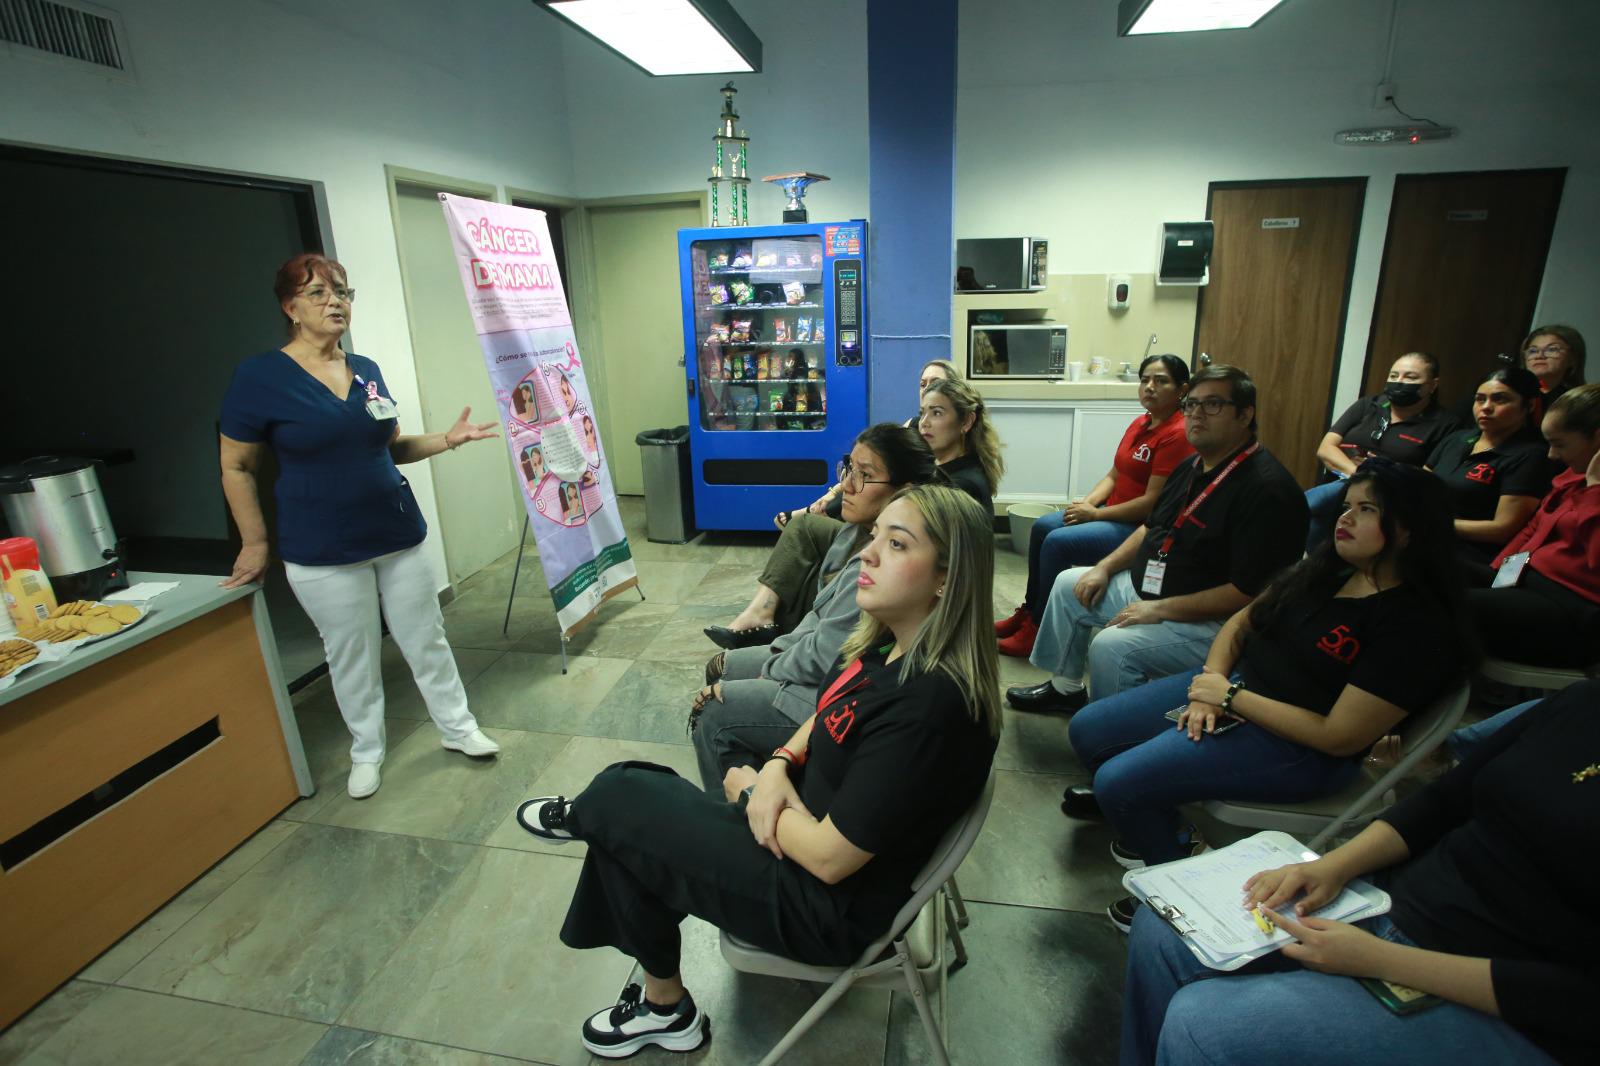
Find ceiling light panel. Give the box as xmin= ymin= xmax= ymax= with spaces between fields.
xmin=544 ymin=0 xmax=759 ymax=75
xmin=1119 ymin=0 xmax=1289 ymax=36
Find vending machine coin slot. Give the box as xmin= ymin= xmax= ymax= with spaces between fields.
xmin=834 ymin=259 xmax=863 ymax=366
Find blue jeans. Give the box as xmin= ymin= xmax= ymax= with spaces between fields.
xmin=1031 ymin=570 xmax=1221 ymax=699
xmin=1122 ymin=907 xmax=1554 ymax=1066
xmin=1068 ymin=670 xmax=1360 ymax=864
xmin=1025 ymin=512 xmax=1137 ymax=621
xmin=1304 ymin=478 xmax=1346 ymax=553
xmin=1446 ymin=698 xmax=1538 ymax=762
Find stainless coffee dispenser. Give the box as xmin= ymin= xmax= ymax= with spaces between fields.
xmin=0 ymin=456 xmax=128 ymax=601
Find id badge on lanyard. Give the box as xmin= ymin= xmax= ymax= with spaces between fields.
xmin=1149 ymin=444 xmax=1259 ymax=595
xmin=356 ymin=376 xmax=398 ymax=420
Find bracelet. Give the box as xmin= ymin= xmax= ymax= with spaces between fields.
xmin=777 ymin=745 xmax=806 ymax=767
xmin=1220 ymin=680 xmax=1245 ymax=714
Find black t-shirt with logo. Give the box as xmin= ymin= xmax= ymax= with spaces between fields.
xmin=1238 ymin=582 xmax=1459 ymax=719
xmin=1131 ymin=442 xmax=1308 ymax=602
xmin=800 ymin=647 xmax=996 ymax=933
xmin=1427 ymin=428 xmax=1555 ymax=558
xmin=1330 ymin=396 xmax=1463 ymax=469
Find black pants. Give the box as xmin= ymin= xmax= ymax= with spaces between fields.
xmin=559 ymin=762 xmax=869 ymax=980
xmin=1470 ymin=567 xmax=1600 ymax=667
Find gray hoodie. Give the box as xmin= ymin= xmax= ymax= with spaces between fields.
xmin=760 ymin=521 xmax=865 ymax=723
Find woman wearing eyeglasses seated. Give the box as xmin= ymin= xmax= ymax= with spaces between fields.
xmin=1426 ymin=366 xmax=1556 ymax=570
xmin=705 ymin=360 xmax=979 ymax=650
xmin=997 ymin=354 xmax=1194 ymax=657
xmin=513 ymin=484 xmax=999 ymax=1059
xmin=1064 ymin=459 xmax=1470 ymax=933
xmin=1302 ymin=352 xmax=1462 ymax=551
xmin=1122 ymin=678 xmax=1599 ymax=1066
xmin=217 ymin=254 xmax=501 ymax=800
xmin=1521 ymin=324 xmax=1586 ymax=410
xmin=690 ymin=425 xmax=942 ymax=795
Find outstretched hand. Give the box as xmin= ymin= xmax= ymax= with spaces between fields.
xmin=445 ymin=407 xmax=499 ymax=449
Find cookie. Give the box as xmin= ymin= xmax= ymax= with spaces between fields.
xmin=82 ymin=616 xmax=122 ymax=636
xmin=107 ymin=605 xmax=142 ymax=626
xmin=0 ymin=638 xmax=40 ymax=678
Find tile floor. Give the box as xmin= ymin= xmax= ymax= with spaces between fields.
xmin=1 ymin=497 xmax=1130 ymax=1066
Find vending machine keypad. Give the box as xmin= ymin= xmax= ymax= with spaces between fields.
xmin=834 ymin=260 xmax=863 ymax=366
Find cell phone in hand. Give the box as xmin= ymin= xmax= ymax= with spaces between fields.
xmin=1164 ymin=705 xmax=1246 ymax=735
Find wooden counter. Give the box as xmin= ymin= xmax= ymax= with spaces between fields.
xmin=0 ymin=573 xmax=312 ymax=1029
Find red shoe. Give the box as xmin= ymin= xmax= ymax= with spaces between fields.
xmin=995 ymin=604 xmax=1029 ymax=638
xmin=997 ymin=615 xmax=1038 ymax=657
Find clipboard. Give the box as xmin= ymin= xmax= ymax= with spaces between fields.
xmin=1124 ymin=830 xmax=1391 ymax=971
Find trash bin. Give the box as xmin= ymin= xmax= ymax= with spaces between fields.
xmin=636 ymin=426 xmax=695 ymax=543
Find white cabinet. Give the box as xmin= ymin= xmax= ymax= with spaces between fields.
xmin=987 ymin=399 xmax=1145 ymax=507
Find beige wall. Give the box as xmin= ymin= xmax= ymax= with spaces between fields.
xmin=955 ymin=273 xmax=1199 ymax=401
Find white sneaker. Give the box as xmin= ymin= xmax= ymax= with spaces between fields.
xmin=443 ymin=728 xmax=500 ymax=757
xmin=348 ymin=762 xmax=381 ymax=799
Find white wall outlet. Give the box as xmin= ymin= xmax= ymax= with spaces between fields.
xmin=1373 ymin=81 xmax=1396 ymax=109
xmin=1107 ymin=274 xmax=1132 ymax=310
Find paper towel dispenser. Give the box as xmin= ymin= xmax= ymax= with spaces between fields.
xmin=1156 ymin=221 xmax=1213 ymax=286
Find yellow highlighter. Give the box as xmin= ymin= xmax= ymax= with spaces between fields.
xmin=1251 ymin=905 xmax=1276 ymax=935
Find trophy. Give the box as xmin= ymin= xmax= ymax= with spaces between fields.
xmin=763 ymin=172 xmax=829 ymax=224
xmin=708 ymin=82 xmax=750 ymax=227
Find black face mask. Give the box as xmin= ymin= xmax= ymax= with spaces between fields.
xmin=1384 ymin=381 xmax=1426 ymax=406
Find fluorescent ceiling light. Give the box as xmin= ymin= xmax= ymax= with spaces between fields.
xmin=1118 ymin=0 xmax=1290 ymax=36
xmin=537 ymin=0 xmax=761 ymax=76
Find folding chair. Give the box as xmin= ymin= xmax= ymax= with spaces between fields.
xmin=719 ymin=773 xmax=995 ymax=1066
xmin=1186 ymin=682 xmax=1468 ymax=852
xmin=1479 ymin=656 xmax=1595 ymax=692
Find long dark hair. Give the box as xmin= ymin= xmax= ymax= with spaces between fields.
xmin=844 ymin=423 xmax=940 ymax=554
xmin=1248 ymin=458 xmax=1477 ymax=665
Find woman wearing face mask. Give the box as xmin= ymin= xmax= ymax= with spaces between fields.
xmin=705 ymin=362 xmax=963 ymax=650
xmin=691 ymin=425 xmax=941 ymax=790
xmin=917 ymin=376 xmax=1003 ymax=514
xmin=996 ymin=354 xmax=1193 ymax=657
xmin=1062 ymin=459 xmax=1470 ymax=933
xmin=1426 ymin=366 xmax=1555 ymax=567
xmin=1304 ymin=352 xmax=1462 ymax=550
xmin=1521 ymin=324 xmax=1586 ymax=408
xmin=512 ymin=484 xmax=999 ymax=1059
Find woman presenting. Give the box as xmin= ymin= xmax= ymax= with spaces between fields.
xmin=219 ymin=253 xmax=501 ymax=800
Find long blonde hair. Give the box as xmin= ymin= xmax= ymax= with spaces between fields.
xmin=839 ymin=484 xmax=1002 ymax=738
xmin=921 ymin=377 xmax=1005 ymax=495
xmin=921 ymin=358 xmax=964 ymax=383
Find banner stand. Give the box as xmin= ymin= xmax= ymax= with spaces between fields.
xmin=498 ymin=514 xmax=647 ymax=675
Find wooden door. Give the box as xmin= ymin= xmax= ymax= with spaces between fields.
xmin=1194 ymin=180 xmax=1366 ymax=487
xmin=1362 ymin=169 xmax=1566 ymax=402
xmin=586 ymin=199 xmax=704 ymax=495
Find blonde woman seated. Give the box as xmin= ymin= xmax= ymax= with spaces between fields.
xmin=704 ymin=361 xmax=999 ymax=649
xmin=514 ymin=484 xmax=1000 ymax=1059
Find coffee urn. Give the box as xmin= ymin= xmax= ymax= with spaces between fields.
xmin=0 ymin=457 xmax=128 ymax=601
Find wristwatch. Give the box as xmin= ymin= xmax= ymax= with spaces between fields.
xmin=740 ymin=784 xmax=756 ymax=805
xmin=1220 ymin=680 xmax=1246 ymax=714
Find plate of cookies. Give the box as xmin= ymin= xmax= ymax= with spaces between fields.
xmin=17 ymin=600 xmax=148 ymax=647
xmin=0 ymin=637 xmax=44 ymax=685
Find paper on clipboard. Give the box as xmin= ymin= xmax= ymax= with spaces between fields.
xmin=1124 ymin=831 xmax=1390 ymax=970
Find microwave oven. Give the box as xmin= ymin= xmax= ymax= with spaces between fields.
xmin=955 ymin=237 xmax=1048 ymax=293
xmin=969 ymin=323 xmax=1067 ymax=380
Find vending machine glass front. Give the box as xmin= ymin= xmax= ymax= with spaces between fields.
xmin=689 ymin=234 xmax=827 ymax=432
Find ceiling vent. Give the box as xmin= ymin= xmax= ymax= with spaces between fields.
xmin=0 ymin=0 xmax=126 ymax=71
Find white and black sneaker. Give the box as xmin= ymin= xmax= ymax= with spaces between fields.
xmin=1111 ymin=828 xmax=1204 ymax=870
xmin=1108 ymin=894 xmax=1142 ymax=933
xmin=581 ymin=983 xmax=707 ymax=1059
xmin=515 ymin=796 xmax=576 ymax=843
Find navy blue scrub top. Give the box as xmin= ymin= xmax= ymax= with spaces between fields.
xmin=220 ymin=351 xmax=427 ymax=566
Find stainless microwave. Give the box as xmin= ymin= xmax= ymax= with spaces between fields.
xmin=955 ymin=237 xmax=1048 ymax=293
xmin=969 ymin=323 xmax=1067 ymax=380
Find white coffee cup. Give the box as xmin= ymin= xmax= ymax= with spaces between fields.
xmin=1088 ymin=356 xmax=1110 ymax=377
xmin=1066 ymin=362 xmax=1084 ymax=382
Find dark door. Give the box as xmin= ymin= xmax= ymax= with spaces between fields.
xmin=1362 ymin=169 xmax=1566 ymax=403
xmin=1194 ymin=179 xmax=1366 ymax=487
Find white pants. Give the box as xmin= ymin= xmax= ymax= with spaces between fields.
xmin=285 ymin=543 xmax=479 ymax=765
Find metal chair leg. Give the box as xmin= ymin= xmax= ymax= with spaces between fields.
xmin=944 ymin=896 xmax=968 ymax=973
xmin=946 ymin=875 xmax=969 ymax=929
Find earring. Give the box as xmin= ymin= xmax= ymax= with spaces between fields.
xmin=937 ymin=585 xmax=945 ymax=596
xmin=293 ymin=318 xmax=300 ymax=327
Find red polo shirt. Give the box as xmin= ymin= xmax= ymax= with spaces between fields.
xmin=1494 ymin=470 xmax=1600 ymax=605
xmin=1106 ymin=413 xmax=1193 ymax=506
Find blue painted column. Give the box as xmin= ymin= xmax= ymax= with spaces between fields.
xmin=867 ymin=0 xmax=957 ymax=424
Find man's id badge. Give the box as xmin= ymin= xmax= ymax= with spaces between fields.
xmin=1141 ymin=560 xmax=1167 ymax=596
xmin=1492 ymin=551 xmax=1530 ymax=588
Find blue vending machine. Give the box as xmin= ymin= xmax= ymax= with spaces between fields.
xmin=677 ymin=221 xmax=868 ymax=531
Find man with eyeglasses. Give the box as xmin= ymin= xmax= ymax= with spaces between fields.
xmin=1008 ymin=365 xmax=1307 ymax=717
